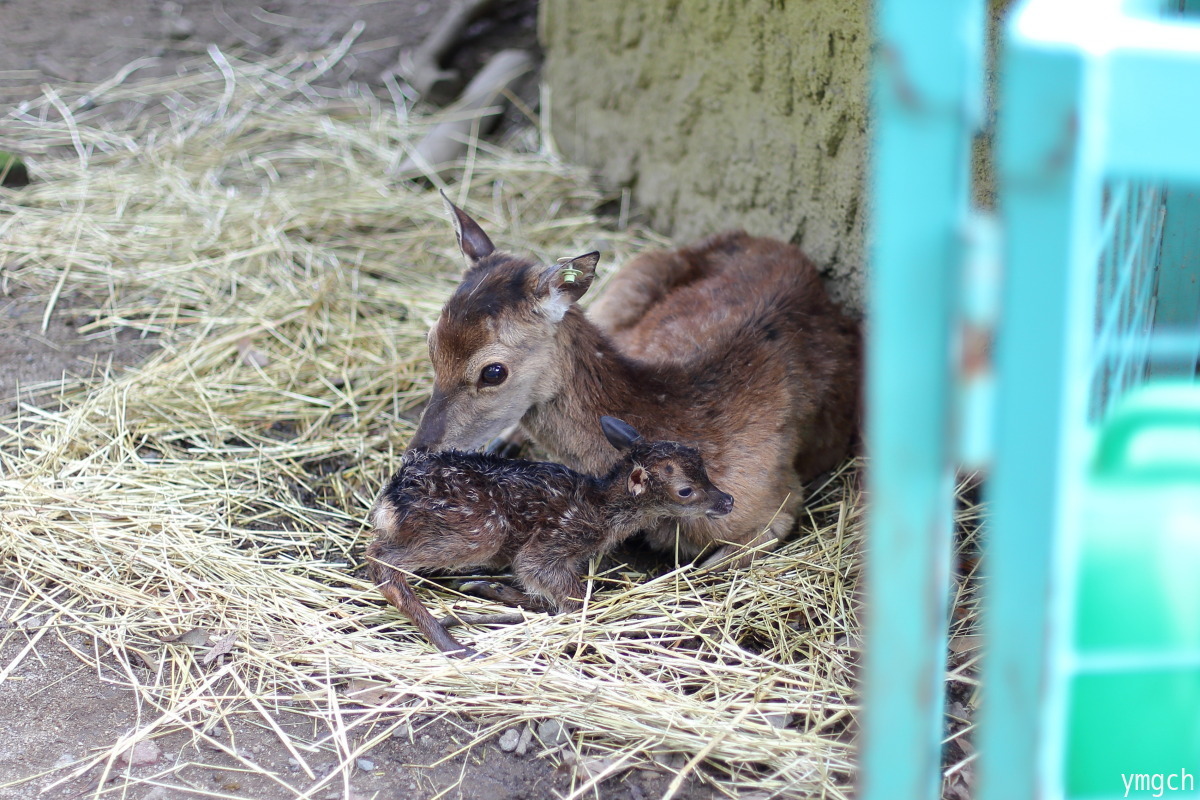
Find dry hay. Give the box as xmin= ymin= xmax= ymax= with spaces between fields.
xmin=0 ymin=40 xmax=983 ymax=800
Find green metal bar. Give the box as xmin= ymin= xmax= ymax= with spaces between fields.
xmin=981 ymin=7 xmax=1105 ymax=798
xmin=1106 ymin=46 xmax=1200 ymax=182
xmin=861 ymin=1 xmax=982 ymax=798
xmin=1146 ymin=0 xmax=1200 ymax=358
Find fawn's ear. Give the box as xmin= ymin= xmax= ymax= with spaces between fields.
xmin=600 ymin=415 xmax=642 ymax=451
xmin=627 ymin=465 xmax=648 ymax=497
xmin=535 ymin=251 xmax=600 ymax=320
xmin=441 ymin=191 xmax=495 ymax=266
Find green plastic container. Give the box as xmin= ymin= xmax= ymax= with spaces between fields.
xmin=1067 ymin=382 xmax=1200 ymax=798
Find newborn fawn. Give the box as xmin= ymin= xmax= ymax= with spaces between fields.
xmin=367 ymin=416 xmax=733 ymax=656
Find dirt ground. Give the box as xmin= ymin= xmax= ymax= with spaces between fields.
xmin=0 ymin=3 xmax=719 ymax=798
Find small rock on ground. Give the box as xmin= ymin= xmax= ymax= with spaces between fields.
xmin=764 ymin=712 xmax=793 ymax=729
xmin=650 ymin=750 xmax=687 ymax=770
xmin=515 ymin=725 xmax=534 ymax=756
xmin=498 ymin=728 xmax=520 ymax=752
xmin=537 ymin=719 xmax=570 ymax=746
xmin=119 ymin=740 xmax=162 ymax=767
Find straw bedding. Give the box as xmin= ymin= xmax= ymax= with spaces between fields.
xmin=0 ymin=40 xmax=981 ymax=800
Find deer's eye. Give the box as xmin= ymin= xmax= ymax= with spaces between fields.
xmin=479 ymin=363 xmax=508 ymax=387
xmin=677 ymin=486 xmax=693 ymax=498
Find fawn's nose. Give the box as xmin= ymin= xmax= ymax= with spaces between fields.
xmin=707 ymin=492 xmax=735 ymax=518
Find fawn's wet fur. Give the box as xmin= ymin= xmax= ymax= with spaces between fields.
xmin=368 ymin=417 xmax=732 ymax=656
xmin=408 ymin=198 xmax=861 ymax=566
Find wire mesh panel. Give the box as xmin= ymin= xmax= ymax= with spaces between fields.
xmin=1090 ymin=181 xmax=1167 ymax=420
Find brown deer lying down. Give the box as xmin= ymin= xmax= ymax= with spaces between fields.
xmin=368 ymin=416 xmax=732 ymax=656
xmin=408 ymin=197 xmax=860 ymax=566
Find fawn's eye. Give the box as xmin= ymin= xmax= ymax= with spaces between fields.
xmin=479 ymin=363 xmax=508 ymax=387
xmin=677 ymin=486 xmax=693 ymax=498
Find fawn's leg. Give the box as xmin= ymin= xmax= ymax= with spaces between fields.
xmin=440 ymin=578 xmax=554 ymax=629
xmin=443 ymin=553 xmax=588 ymax=628
xmin=377 ymin=575 xmax=477 ymax=658
xmin=439 ymin=610 xmax=529 ymax=629
xmin=453 ymin=579 xmax=549 ymax=609
xmin=513 ymin=552 xmax=587 ymax=615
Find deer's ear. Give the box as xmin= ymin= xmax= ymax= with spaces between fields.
xmin=536 ymin=251 xmax=600 ymax=320
xmin=627 ymin=465 xmax=648 ymax=497
xmin=442 ymin=191 xmax=495 ymax=266
xmin=600 ymin=415 xmax=643 ymax=451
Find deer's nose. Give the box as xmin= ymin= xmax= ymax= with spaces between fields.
xmin=407 ymin=388 xmax=450 ymax=452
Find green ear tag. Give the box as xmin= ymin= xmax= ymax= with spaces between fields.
xmin=559 ymin=266 xmax=582 ymax=284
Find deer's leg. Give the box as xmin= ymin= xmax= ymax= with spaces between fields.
xmin=700 ymin=510 xmax=797 ymax=570
xmin=699 ymin=471 xmax=805 ymax=569
xmin=442 ymin=558 xmax=591 ymax=629
xmin=642 ymin=520 xmax=707 ymax=560
xmin=453 ymin=579 xmax=554 ymax=609
xmin=377 ymin=576 xmax=478 ymax=659
xmin=440 ymin=580 xmax=547 ymax=630
xmin=440 ymin=572 xmax=564 ymax=630
xmin=439 ymin=611 xmax=527 ymax=630
xmin=513 ymin=552 xmax=588 ymax=615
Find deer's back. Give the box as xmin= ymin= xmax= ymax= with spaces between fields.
xmin=580 ymin=231 xmax=860 ymax=481
xmin=589 ymin=231 xmax=844 ymax=364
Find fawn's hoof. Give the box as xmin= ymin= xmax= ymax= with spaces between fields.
xmin=457 ymin=579 xmax=504 ymax=593
xmin=444 ymin=644 xmax=481 ymax=660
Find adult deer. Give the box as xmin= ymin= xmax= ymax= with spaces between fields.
xmin=407 ymin=198 xmax=860 ymax=565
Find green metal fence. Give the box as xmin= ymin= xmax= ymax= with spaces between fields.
xmin=863 ymin=1 xmax=1200 ymax=799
